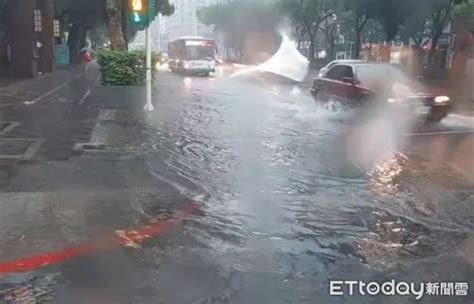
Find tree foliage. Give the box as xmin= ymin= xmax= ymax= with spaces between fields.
xmin=371 ymin=0 xmax=414 ymax=42
xmin=198 ymin=0 xmax=279 ymax=61
xmin=397 ymin=0 xmax=470 ymax=64
xmin=279 ymin=0 xmax=338 ymax=62
xmin=53 ymin=0 xmax=175 ymax=55
xmin=341 ymin=0 xmax=375 ymax=58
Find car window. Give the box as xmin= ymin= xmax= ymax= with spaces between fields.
xmin=355 ymin=64 xmax=408 ymax=88
xmin=326 ymin=65 xmax=353 ymax=81
xmin=325 ymin=61 xmax=337 ymax=69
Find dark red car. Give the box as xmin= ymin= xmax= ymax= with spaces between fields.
xmin=310 ymin=62 xmax=451 ymax=121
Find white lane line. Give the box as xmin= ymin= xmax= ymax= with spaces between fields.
xmin=93 ymin=74 xmax=101 ymax=85
xmin=23 ymin=73 xmax=84 ymax=105
xmin=78 ymin=88 xmax=92 ymax=105
xmin=405 ymin=129 xmax=474 ymax=136
xmin=0 ymin=93 xmax=23 ymax=100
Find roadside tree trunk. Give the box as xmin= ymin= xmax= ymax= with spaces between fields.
xmin=67 ymin=22 xmax=87 ymax=63
xmin=428 ymin=25 xmax=444 ymax=66
xmin=328 ymin=37 xmax=335 ymax=61
xmin=308 ymin=34 xmax=316 ymax=64
xmin=353 ymin=15 xmax=368 ymax=59
xmin=354 ymin=33 xmax=361 ymax=59
xmin=105 ymin=0 xmax=126 ymax=50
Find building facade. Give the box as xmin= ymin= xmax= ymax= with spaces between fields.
xmin=0 ymin=0 xmax=55 ymax=78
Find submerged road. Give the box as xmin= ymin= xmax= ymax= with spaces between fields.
xmin=0 ymin=65 xmax=473 ymax=303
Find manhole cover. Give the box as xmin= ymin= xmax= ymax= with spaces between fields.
xmin=73 ymin=143 xmax=131 ymax=160
xmin=0 ymin=138 xmax=44 ymax=160
xmin=0 ymin=121 xmax=20 ymax=136
xmin=73 ymin=143 xmax=114 ymax=152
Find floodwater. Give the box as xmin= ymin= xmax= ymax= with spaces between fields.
xmin=140 ymin=68 xmax=474 ymax=303
xmin=0 ymin=57 xmax=473 ymax=303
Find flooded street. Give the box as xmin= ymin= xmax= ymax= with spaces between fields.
xmin=0 ymin=66 xmax=473 ymax=303
xmin=138 ymin=68 xmax=474 ymax=303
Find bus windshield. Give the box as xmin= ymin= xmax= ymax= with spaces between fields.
xmin=186 ymin=45 xmax=214 ymax=60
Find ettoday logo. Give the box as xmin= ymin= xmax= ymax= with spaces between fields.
xmin=329 ymin=280 xmax=469 ymax=300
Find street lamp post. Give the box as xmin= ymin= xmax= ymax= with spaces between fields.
xmin=130 ymin=0 xmax=155 ymax=111
xmin=144 ymin=25 xmax=154 ymax=111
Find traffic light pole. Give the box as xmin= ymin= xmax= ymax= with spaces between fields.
xmin=144 ymin=25 xmax=154 ymax=111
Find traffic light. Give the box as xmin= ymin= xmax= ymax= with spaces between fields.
xmin=129 ymin=0 xmax=147 ymax=26
xmin=131 ymin=0 xmax=144 ymax=11
xmin=129 ymin=0 xmax=157 ymax=27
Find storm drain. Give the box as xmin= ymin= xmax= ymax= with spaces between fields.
xmin=0 ymin=121 xmax=20 ymax=136
xmin=73 ymin=143 xmax=125 ymax=159
xmin=0 ymin=138 xmax=44 ymax=160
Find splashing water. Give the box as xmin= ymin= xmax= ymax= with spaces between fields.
xmin=231 ymin=34 xmax=309 ymax=82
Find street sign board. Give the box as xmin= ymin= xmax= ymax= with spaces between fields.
xmin=55 ymin=44 xmax=70 ymax=67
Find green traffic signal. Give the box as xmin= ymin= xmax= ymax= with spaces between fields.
xmin=133 ymin=12 xmax=142 ymax=23
xmin=130 ymin=0 xmax=146 ymax=25
xmin=129 ymin=0 xmax=157 ymax=26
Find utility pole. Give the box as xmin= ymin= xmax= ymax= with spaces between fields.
xmin=129 ymin=0 xmax=155 ymax=111
xmin=144 ymin=25 xmax=154 ymax=111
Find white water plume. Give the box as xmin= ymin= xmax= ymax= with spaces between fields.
xmin=231 ymin=34 xmax=309 ymax=82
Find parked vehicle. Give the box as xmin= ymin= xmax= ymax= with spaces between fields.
xmin=168 ymin=36 xmax=216 ymax=76
xmin=310 ymin=62 xmax=451 ymax=122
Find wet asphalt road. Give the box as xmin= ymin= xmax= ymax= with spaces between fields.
xmin=1 ymin=66 xmax=474 ymax=303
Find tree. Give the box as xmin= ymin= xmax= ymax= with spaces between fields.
xmin=318 ymin=15 xmax=339 ymax=60
xmin=372 ymin=0 xmax=413 ymax=42
xmin=361 ymin=19 xmax=384 ymax=53
xmin=399 ymin=0 xmax=469 ymax=65
xmin=316 ymin=0 xmax=346 ymax=61
xmin=342 ymin=0 xmax=374 ymax=59
xmin=104 ymin=0 xmax=174 ymax=50
xmin=105 ymin=0 xmax=125 ymax=50
xmin=199 ymin=0 xmax=278 ymax=62
xmin=424 ymin=0 xmax=468 ymax=64
xmin=453 ymin=0 xmax=474 ymax=30
xmin=347 ymin=0 xmax=375 ymax=59
xmin=55 ymin=0 xmax=175 ymax=54
xmin=399 ymin=9 xmax=431 ymax=49
xmin=54 ymin=0 xmax=105 ymax=61
xmin=279 ymin=0 xmax=337 ymax=63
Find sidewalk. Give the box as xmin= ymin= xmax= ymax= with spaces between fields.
xmin=0 ymin=63 xmax=188 ymax=298
xmin=0 ymin=65 xmax=100 ymax=162
xmin=0 ymin=66 xmax=90 ymax=102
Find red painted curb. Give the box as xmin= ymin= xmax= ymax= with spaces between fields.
xmin=0 ymin=203 xmax=196 ymax=274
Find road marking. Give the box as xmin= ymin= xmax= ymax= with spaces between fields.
xmin=78 ymin=88 xmax=92 ymax=105
xmin=0 ymin=202 xmax=196 ymax=274
xmin=0 ymin=93 xmax=23 ymax=100
xmin=93 ymin=73 xmax=101 ymax=85
xmin=404 ymin=129 xmax=474 ymax=136
xmin=23 ymin=73 xmax=84 ymax=106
